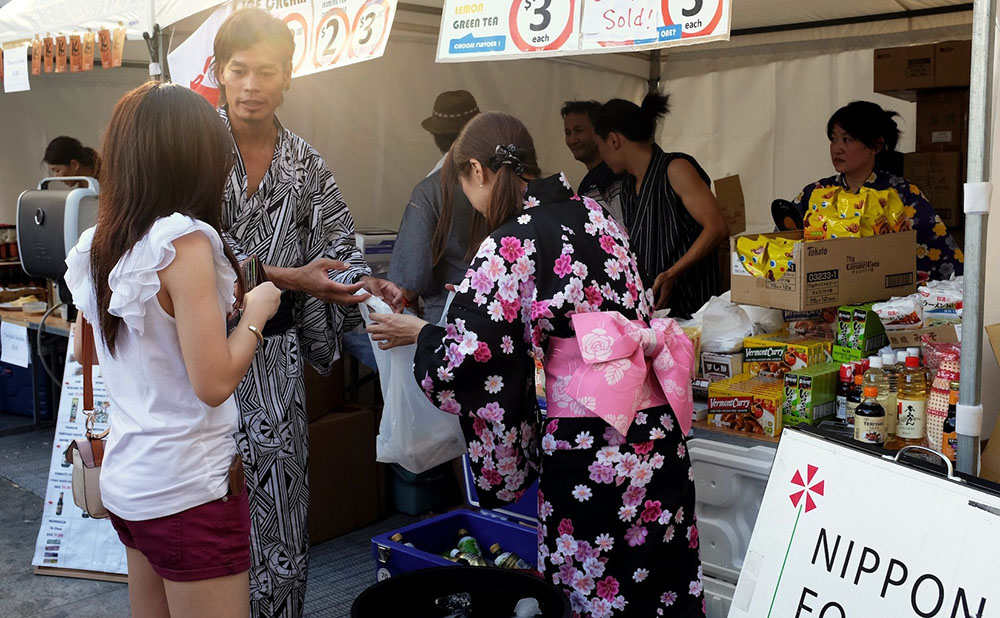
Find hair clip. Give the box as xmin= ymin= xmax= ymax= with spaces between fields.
xmin=488 ymin=144 xmax=525 ymax=174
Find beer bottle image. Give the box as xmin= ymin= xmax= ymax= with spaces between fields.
xmin=490 ymin=543 xmax=533 ymax=570
xmin=68 ymin=398 xmax=79 ymax=423
xmin=454 ymin=529 xmax=487 ymax=566
xmin=853 ymin=385 xmax=886 ymax=447
xmin=55 ymin=492 xmax=64 ymax=516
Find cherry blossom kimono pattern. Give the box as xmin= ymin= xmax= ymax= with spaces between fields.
xmin=414 ymin=174 xmax=705 ymax=617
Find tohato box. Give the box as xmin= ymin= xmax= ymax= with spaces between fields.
xmin=729 ymin=231 xmax=917 ymax=312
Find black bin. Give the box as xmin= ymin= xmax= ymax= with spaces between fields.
xmin=352 ymin=566 xmax=570 ymax=618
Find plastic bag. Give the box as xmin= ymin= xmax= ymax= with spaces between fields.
xmin=701 ymin=296 xmax=755 ymax=353
xmin=358 ymin=292 xmax=466 ymax=474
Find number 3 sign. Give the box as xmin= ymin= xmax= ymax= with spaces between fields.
xmin=509 ymin=0 xmax=576 ymax=52
xmin=661 ymin=0 xmax=724 ymax=38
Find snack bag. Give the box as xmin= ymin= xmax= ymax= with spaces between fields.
xmin=70 ymin=35 xmax=82 ymax=72
xmin=837 ymin=191 xmax=867 ymax=221
xmin=804 ymin=188 xmax=840 ymax=241
xmin=82 ymin=32 xmax=95 ymax=71
xmin=736 ymin=235 xmax=769 ymax=278
xmin=827 ymin=218 xmax=862 ymax=239
xmin=43 ymin=36 xmax=54 ymax=73
xmin=55 ymin=35 xmax=67 ymax=73
xmin=872 ymin=294 xmax=924 ymax=330
xmin=884 ymin=190 xmax=910 ymax=232
xmin=98 ymin=29 xmax=112 ymax=68
xmin=31 ymin=38 xmax=41 ymax=75
xmin=859 ymin=189 xmax=890 ymax=237
xmin=764 ymin=237 xmax=798 ymax=281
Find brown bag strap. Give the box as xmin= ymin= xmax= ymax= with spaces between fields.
xmin=79 ymin=317 xmax=109 ymax=441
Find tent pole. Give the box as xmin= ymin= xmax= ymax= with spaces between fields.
xmin=648 ymin=49 xmax=662 ymax=93
xmin=957 ymin=0 xmax=996 ymax=476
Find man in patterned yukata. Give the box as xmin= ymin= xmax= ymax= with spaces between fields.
xmin=212 ymin=9 xmax=402 ymax=618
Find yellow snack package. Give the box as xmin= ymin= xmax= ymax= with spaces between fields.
xmin=736 ymin=235 xmax=769 ymax=278
xmin=883 ymin=189 xmax=910 ymax=232
xmin=804 ymin=187 xmax=839 ymax=241
xmin=764 ymin=237 xmax=799 ymax=281
xmin=837 ymin=191 xmax=866 ymax=221
xmin=859 ymin=189 xmax=890 ymax=237
xmin=827 ymin=218 xmax=862 ymax=239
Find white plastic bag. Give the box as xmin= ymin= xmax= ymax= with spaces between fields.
xmin=700 ymin=296 xmax=755 ymax=353
xmin=358 ymin=292 xmax=466 ymax=474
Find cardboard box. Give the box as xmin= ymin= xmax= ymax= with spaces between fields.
xmin=708 ymin=374 xmax=783 ymax=437
xmin=357 ymin=227 xmax=397 ymax=278
xmin=714 ymin=175 xmax=745 ymax=294
xmin=782 ymin=362 xmax=839 ymax=427
xmin=886 ymin=323 xmax=960 ymax=349
xmin=833 ymin=305 xmax=888 ymax=362
xmin=743 ymin=333 xmax=832 ymax=377
xmin=915 ymin=89 xmax=969 ymax=153
xmin=308 ymin=407 xmax=381 ymax=544
xmin=304 ymin=358 xmax=345 ymax=423
xmin=874 ymin=44 xmax=935 ymax=92
xmin=903 ymin=151 xmax=963 ymax=224
xmin=935 ymin=40 xmax=972 ymax=88
xmin=730 ymin=231 xmax=918 ymax=311
xmin=701 ymin=351 xmax=743 ymax=383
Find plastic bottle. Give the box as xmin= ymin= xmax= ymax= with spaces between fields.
xmin=389 ymin=533 xmax=415 ymax=548
xmin=880 ymin=352 xmax=899 ymax=438
xmin=907 ymin=346 xmax=932 ymax=386
xmin=836 ymin=364 xmax=854 ymax=422
xmin=854 ymin=385 xmax=886 ymax=447
xmin=846 ymin=374 xmax=863 ymax=427
xmin=941 ymin=381 xmax=959 ymax=461
xmin=897 ymin=356 xmax=928 ymax=446
xmin=863 ymin=356 xmax=891 ymax=422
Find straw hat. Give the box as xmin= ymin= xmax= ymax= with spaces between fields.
xmin=421 ymin=90 xmax=480 ymax=135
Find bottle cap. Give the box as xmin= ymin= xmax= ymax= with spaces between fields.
xmin=869 ymin=356 xmax=883 ymax=369
xmin=905 ymin=356 xmax=920 ymax=368
xmin=897 ymin=351 xmax=908 ymax=363
xmin=882 ymin=352 xmax=896 ymax=366
xmin=457 ymin=528 xmax=469 ymax=537
xmin=390 ymin=533 xmax=404 ymax=543
xmin=863 ymin=385 xmax=879 ymax=397
xmin=490 ymin=543 xmax=502 ymax=554
xmin=950 ymin=380 xmax=961 ymax=389
xmin=855 ymin=374 xmax=863 ymax=385
xmin=907 ymin=347 xmax=920 ymax=357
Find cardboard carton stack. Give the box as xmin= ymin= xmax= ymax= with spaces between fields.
xmin=875 ymin=40 xmax=971 ymax=229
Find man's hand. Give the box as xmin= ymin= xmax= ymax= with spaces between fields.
xmin=361 ymin=276 xmax=405 ymax=313
xmin=366 ymin=312 xmax=427 ymax=349
xmin=294 ymin=258 xmax=368 ymax=305
xmin=651 ymin=270 xmax=677 ymax=311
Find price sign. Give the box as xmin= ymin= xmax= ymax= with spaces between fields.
xmin=350 ymin=0 xmax=392 ymax=59
xmin=509 ymin=0 xmax=576 ymax=52
xmin=660 ymin=0 xmax=727 ymax=40
xmin=314 ymin=8 xmax=351 ymax=68
xmin=282 ymin=13 xmax=309 ymax=73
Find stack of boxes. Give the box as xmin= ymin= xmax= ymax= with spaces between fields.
xmin=874 ymin=40 xmax=971 ymax=234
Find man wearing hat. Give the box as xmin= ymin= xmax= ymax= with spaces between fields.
xmin=389 ymin=90 xmax=482 ymax=324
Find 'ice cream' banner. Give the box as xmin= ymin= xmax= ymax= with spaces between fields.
xmin=435 ymin=0 xmax=731 ymax=63
xmin=169 ymin=0 xmax=397 ymax=104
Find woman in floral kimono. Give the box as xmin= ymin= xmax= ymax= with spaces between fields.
xmin=367 ymin=112 xmax=705 ymax=617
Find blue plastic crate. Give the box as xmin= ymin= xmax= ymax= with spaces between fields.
xmin=371 ymin=455 xmax=539 ymax=581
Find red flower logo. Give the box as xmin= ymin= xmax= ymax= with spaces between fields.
xmin=789 ymin=464 xmax=824 ymax=513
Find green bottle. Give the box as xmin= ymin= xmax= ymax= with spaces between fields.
xmin=455 ymin=529 xmax=487 ymax=566
xmin=490 ymin=543 xmax=533 ymax=570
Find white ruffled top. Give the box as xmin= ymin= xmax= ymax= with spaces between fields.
xmin=64 ymin=214 xmax=241 ymax=521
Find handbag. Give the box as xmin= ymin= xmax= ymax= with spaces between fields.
xmin=64 ymin=318 xmax=111 ymax=519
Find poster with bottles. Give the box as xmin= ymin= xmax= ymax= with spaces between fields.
xmin=728 ymin=429 xmax=999 ymax=618
xmin=31 ymin=334 xmax=127 ymax=578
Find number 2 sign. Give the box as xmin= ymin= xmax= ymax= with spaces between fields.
xmin=314 ymin=8 xmax=351 ymax=68
xmin=509 ymin=0 xmax=576 ymax=52
xmin=661 ymin=0 xmax=725 ymax=38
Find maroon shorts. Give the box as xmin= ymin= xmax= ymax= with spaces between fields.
xmin=109 ymin=488 xmax=251 ymax=582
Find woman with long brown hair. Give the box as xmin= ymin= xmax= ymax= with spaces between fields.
xmin=368 ymin=112 xmax=705 ymax=617
xmin=64 ymin=81 xmax=280 ymax=617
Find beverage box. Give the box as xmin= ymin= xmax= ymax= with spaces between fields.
xmin=729 ymin=230 xmax=917 ymax=311
xmin=742 ymin=333 xmax=832 ymax=377
xmin=372 ymin=457 xmax=538 ymax=580
xmin=782 ymin=363 xmax=839 ymax=427
xmin=701 ymin=351 xmax=743 ymax=383
xmin=708 ymin=374 xmax=784 ymax=437
xmin=833 ymin=304 xmax=888 ymax=362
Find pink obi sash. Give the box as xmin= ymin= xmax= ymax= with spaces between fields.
xmin=543 ymin=311 xmax=696 ymax=437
